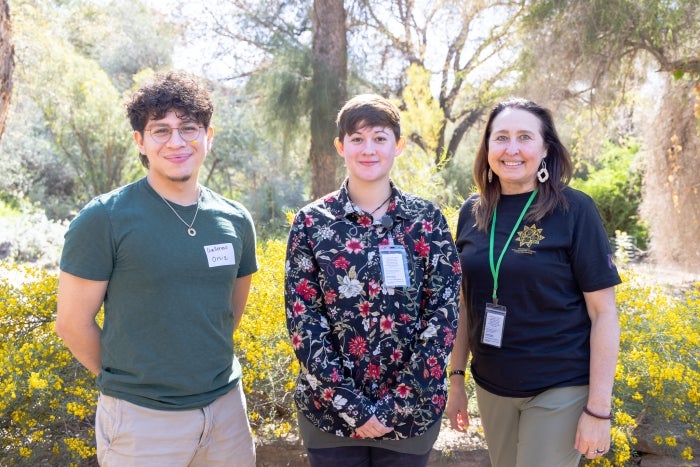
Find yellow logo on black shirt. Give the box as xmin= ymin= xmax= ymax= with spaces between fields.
xmin=516 ymin=224 xmax=545 ymax=249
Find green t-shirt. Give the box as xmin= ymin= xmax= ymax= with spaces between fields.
xmin=60 ymin=178 xmax=258 ymax=410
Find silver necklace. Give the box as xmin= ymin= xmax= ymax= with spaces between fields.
xmin=158 ymin=189 xmax=201 ymax=237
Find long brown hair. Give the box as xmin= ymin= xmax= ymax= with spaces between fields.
xmin=472 ymin=98 xmax=572 ymax=232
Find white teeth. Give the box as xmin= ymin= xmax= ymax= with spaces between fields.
xmin=503 ymin=161 xmax=522 ymax=166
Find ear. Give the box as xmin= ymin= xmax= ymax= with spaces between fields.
xmin=206 ymin=126 xmax=214 ymax=149
xmin=134 ymin=130 xmax=145 ymax=153
xmin=395 ymin=136 xmax=406 ymax=156
xmin=334 ymin=137 xmax=344 ymax=157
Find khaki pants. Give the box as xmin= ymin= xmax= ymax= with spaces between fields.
xmin=475 ymin=383 xmax=587 ymax=467
xmin=96 ymin=384 xmax=255 ymax=467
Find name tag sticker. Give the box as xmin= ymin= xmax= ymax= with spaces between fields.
xmin=482 ymin=303 xmax=507 ymax=347
xmin=204 ymin=243 xmax=236 ymax=267
xmin=379 ymin=245 xmax=409 ymax=288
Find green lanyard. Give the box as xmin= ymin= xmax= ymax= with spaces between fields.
xmin=489 ymin=189 xmax=538 ymax=304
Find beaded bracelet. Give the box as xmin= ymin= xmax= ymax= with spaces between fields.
xmin=449 ymin=369 xmax=466 ymax=377
xmin=583 ymin=406 xmax=612 ymax=420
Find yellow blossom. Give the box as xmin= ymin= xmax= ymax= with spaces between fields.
xmin=28 ymin=371 xmax=48 ymax=390
xmin=681 ymin=446 xmax=693 ymax=460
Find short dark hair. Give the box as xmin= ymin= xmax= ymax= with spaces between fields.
xmin=126 ymin=71 xmax=213 ymax=168
xmin=336 ymin=94 xmax=401 ymax=141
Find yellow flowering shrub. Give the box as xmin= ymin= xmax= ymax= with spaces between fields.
xmin=1 ymin=250 xmax=698 ymax=465
xmin=585 ymin=272 xmax=700 ymax=466
xmin=234 ymin=239 xmax=300 ymax=438
xmin=0 ymin=264 xmax=97 ymax=465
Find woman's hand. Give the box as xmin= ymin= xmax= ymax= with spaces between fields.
xmin=354 ymin=415 xmax=394 ymax=439
xmin=575 ymin=412 xmax=611 ymax=459
xmin=446 ymin=381 xmax=470 ymax=432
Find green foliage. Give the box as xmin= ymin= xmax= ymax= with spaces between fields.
xmin=246 ymin=42 xmax=313 ymax=152
xmin=30 ymin=55 xmax=136 ymax=201
xmin=392 ymin=144 xmax=451 ymax=207
xmin=402 ymin=64 xmax=444 ymax=155
xmin=519 ymin=0 xmax=699 ymax=168
xmin=389 ymin=67 xmax=451 ymax=203
xmin=0 ymin=72 xmax=77 ymax=219
xmin=63 ymin=0 xmax=176 ymax=91
xmin=0 ymin=199 xmax=20 ymax=218
xmin=526 ymin=0 xmax=699 ymax=54
xmin=202 ymin=86 xmax=309 ymax=239
xmin=570 ymin=140 xmax=648 ymax=249
xmin=4 ymin=0 xmax=175 ymax=214
xmin=21 ymin=40 xmax=137 ymax=200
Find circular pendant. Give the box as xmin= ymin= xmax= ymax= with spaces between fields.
xmin=187 ymin=227 xmax=197 ymax=237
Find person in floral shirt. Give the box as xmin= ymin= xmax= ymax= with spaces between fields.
xmin=284 ymin=94 xmax=461 ymax=467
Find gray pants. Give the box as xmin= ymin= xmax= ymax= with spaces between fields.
xmin=475 ymin=383 xmax=588 ymax=467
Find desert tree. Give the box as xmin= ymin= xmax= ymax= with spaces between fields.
xmin=0 ymin=0 xmax=13 ymax=142
xmin=524 ymin=0 xmax=700 ymax=270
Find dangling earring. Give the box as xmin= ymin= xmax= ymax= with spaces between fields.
xmin=537 ymin=158 xmax=549 ymax=183
xmin=487 ymin=167 xmax=493 ymax=183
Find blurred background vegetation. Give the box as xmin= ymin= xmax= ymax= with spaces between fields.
xmin=0 ymin=0 xmax=697 ymax=268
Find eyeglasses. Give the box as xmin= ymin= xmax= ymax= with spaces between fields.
xmin=146 ymin=124 xmax=204 ymax=143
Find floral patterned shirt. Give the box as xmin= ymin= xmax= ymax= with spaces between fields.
xmin=284 ymin=180 xmax=461 ymax=440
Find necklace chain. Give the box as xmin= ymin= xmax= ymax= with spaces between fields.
xmin=370 ymin=194 xmax=392 ymax=216
xmin=158 ymin=188 xmax=201 ymax=237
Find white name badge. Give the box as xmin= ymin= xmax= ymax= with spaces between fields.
xmin=378 ymin=245 xmax=410 ymax=288
xmin=204 ymin=243 xmax=236 ymax=267
xmin=481 ymin=303 xmax=507 ymax=347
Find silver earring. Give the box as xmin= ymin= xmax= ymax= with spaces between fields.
xmin=488 ymin=167 xmax=493 ymax=183
xmin=537 ymin=159 xmax=549 ymax=183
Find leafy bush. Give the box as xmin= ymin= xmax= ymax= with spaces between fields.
xmin=0 ymin=265 xmax=97 ymax=466
xmin=1 ymin=253 xmax=698 ymax=465
xmin=571 ymin=140 xmax=648 ymax=250
xmin=235 ymin=239 xmax=300 ymax=438
xmin=0 ymin=205 xmax=67 ymax=268
xmin=586 ymin=272 xmax=700 ymax=466
xmin=0 ymin=239 xmax=300 ymax=465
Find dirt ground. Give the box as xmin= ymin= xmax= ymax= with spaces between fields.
xmin=255 ymin=418 xmax=491 ymax=467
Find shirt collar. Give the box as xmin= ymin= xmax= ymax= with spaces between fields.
xmin=335 ymin=178 xmax=411 ymax=222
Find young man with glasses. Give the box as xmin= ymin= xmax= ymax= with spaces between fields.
xmin=56 ymin=71 xmax=257 ymax=466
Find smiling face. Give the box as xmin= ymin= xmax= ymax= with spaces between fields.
xmin=488 ymin=107 xmax=547 ymax=194
xmin=334 ymin=123 xmax=405 ymax=186
xmin=135 ymin=109 xmax=213 ymax=190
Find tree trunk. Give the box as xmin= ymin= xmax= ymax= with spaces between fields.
xmin=309 ymin=0 xmax=347 ymax=200
xmin=0 ymin=0 xmax=14 ymax=142
xmin=642 ymin=77 xmax=700 ymax=272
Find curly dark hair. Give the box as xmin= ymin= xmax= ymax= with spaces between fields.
xmin=126 ymin=71 xmax=213 ymax=168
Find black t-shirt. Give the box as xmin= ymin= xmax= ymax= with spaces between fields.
xmin=456 ymin=187 xmax=621 ymax=397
